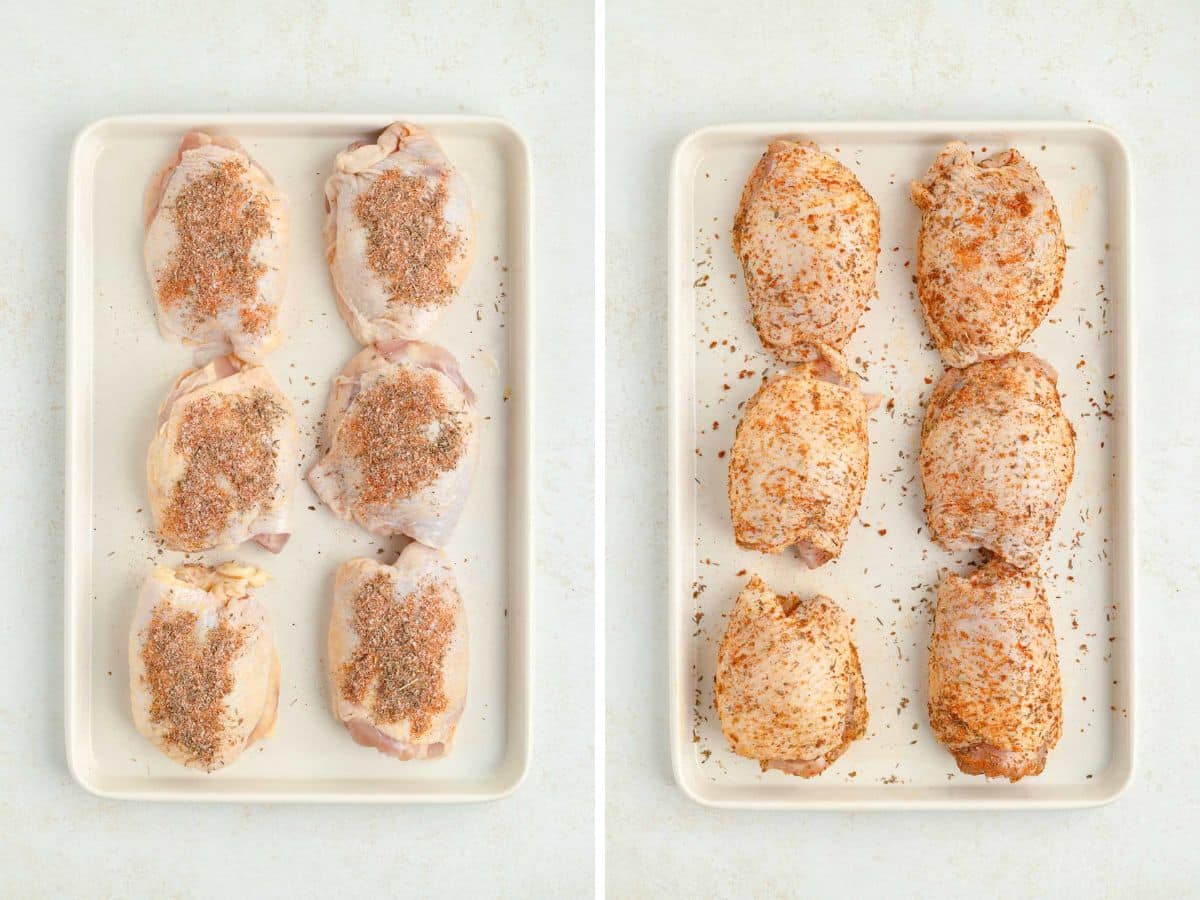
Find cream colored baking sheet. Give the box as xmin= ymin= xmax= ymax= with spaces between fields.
xmin=66 ymin=114 xmax=532 ymax=802
xmin=668 ymin=121 xmax=1134 ymax=809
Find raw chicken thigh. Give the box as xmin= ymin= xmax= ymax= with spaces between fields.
xmin=324 ymin=123 xmax=474 ymax=345
xmin=144 ymin=132 xmax=288 ymax=362
xmin=732 ymin=139 xmax=880 ymax=359
xmin=727 ymin=343 xmax=870 ymax=566
xmin=715 ymin=575 xmax=867 ymax=777
xmin=147 ymin=356 xmax=298 ymax=553
xmin=910 ymin=142 xmax=1065 ymax=367
xmin=307 ymin=340 xmax=478 ymax=547
xmin=329 ymin=543 xmax=468 ymax=760
xmin=129 ymin=562 xmax=279 ymax=772
xmin=928 ymin=559 xmax=1062 ymax=781
xmin=920 ymin=352 xmax=1074 ymax=568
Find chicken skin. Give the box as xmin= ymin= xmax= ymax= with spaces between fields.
xmin=148 ymin=356 xmax=298 ymax=554
xmin=307 ymin=340 xmax=479 ymax=547
xmin=920 ymin=352 xmax=1074 ymax=568
xmin=732 ymin=139 xmax=880 ymax=359
xmin=144 ymin=132 xmax=288 ymax=362
xmin=910 ymin=142 xmax=1065 ymax=367
xmin=715 ymin=575 xmax=867 ymax=777
xmin=129 ymin=563 xmax=279 ymax=772
xmin=727 ymin=343 xmax=870 ymax=567
xmin=928 ymin=560 xmax=1062 ymax=781
xmin=324 ymin=123 xmax=475 ymax=345
xmin=329 ymin=543 xmax=468 ymax=760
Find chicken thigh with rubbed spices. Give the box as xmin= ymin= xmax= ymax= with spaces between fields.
xmin=920 ymin=352 xmax=1074 ymax=568
xmin=129 ymin=562 xmax=280 ymax=772
xmin=716 ymin=575 xmax=867 ymax=777
xmin=910 ymin=142 xmax=1065 ymax=367
xmin=307 ymin=340 xmax=479 ymax=547
xmin=732 ymin=139 xmax=880 ymax=359
xmin=928 ymin=559 xmax=1063 ymax=781
xmin=147 ymin=356 xmax=298 ymax=553
xmin=727 ymin=343 xmax=870 ymax=567
xmin=324 ymin=123 xmax=475 ymax=345
xmin=144 ymin=132 xmax=288 ymax=362
xmin=329 ymin=542 xmax=468 ymax=760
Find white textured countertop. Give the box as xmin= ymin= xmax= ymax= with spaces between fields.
xmin=0 ymin=1 xmax=594 ymax=895
xmin=606 ymin=1 xmax=1199 ymax=896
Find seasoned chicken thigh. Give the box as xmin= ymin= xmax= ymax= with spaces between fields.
xmin=144 ymin=132 xmax=287 ymax=362
xmin=129 ymin=562 xmax=279 ymax=772
xmin=928 ymin=560 xmax=1062 ymax=781
xmin=324 ymin=123 xmax=475 ymax=345
xmin=910 ymin=142 xmax=1065 ymax=367
xmin=716 ymin=575 xmax=867 ymax=777
xmin=329 ymin=543 xmax=468 ymax=760
xmin=308 ymin=340 xmax=478 ymax=546
xmin=727 ymin=343 xmax=870 ymax=566
xmin=732 ymin=139 xmax=880 ymax=359
xmin=920 ymin=352 xmax=1074 ymax=568
xmin=148 ymin=356 xmax=298 ymax=553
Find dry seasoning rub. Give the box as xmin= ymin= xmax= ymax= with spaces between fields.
xmin=162 ymin=388 xmax=286 ymax=550
xmin=727 ymin=343 xmax=870 ymax=567
xmin=927 ymin=559 xmax=1063 ymax=781
xmin=356 ymin=170 xmax=457 ymax=309
xmin=158 ymin=158 xmax=273 ymax=333
xmin=339 ymin=367 xmax=467 ymax=508
xmin=340 ymin=573 xmax=455 ymax=738
xmin=142 ymin=605 xmax=246 ymax=768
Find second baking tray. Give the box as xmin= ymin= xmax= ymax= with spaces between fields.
xmin=668 ymin=121 xmax=1134 ymax=809
xmin=66 ymin=114 xmax=533 ymax=801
